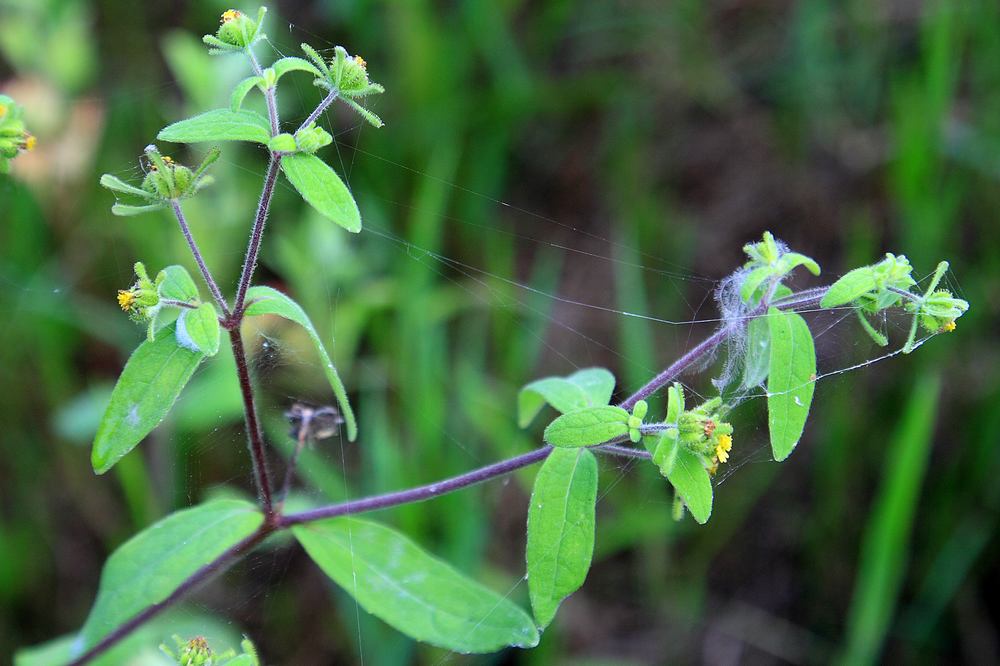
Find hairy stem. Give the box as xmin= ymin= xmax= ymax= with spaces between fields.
xmin=297 ymin=88 xmax=339 ymax=133
xmin=169 ymin=200 xmax=230 ymax=317
xmin=247 ymin=48 xmax=279 ymax=137
xmin=67 ymin=526 xmax=274 ymax=666
xmin=233 ymin=155 xmax=281 ymax=312
xmin=229 ymin=327 xmax=274 ymax=516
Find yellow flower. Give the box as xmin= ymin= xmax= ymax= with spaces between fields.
xmin=708 ymin=462 xmax=718 ymax=476
xmin=715 ymin=433 xmax=732 ymax=464
xmin=117 ymin=289 xmax=136 ymax=311
xmin=0 ymin=103 xmax=7 ymax=119
xmin=221 ymin=9 xmax=241 ymax=23
xmin=22 ymin=133 xmax=36 ymax=151
xmin=354 ymin=55 xmax=367 ymax=69
xmin=941 ymin=320 xmax=957 ymax=333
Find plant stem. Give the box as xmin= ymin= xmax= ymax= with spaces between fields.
xmin=618 ymin=325 xmax=732 ymax=411
xmin=66 ymin=525 xmax=274 ymax=666
xmin=233 ymin=155 xmax=281 ymax=313
xmin=297 ymin=88 xmax=339 ymax=133
xmin=159 ymin=299 xmax=198 ymax=310
xmin=247 ymin=48 xmax=279 ymax=136
xmin=229 ymin=327 xmax=274 ymax=516
xmin=170 ymin=200 xmax=230 ymax=317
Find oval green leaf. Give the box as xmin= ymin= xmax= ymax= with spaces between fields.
xmin=280 ymin=152 xmax=361 ymax=232
xmin=76 ymin=500 xmax=263 ymax=654
xmin=157 ymin=265 xmax=199 ymax=302
xmin=293 ymin=518 xmax=539 ymax=652
xmin=665 ymin=442 xmax=713 ymax=524
xmin=820 ymin=266 xmax=878 ymax=308
xmin=244 ymin=285 xmax=356 ymax=441
xmin=766 ymin=308 xmax=816 ymax=461
xmin=158 ymin=108 xmax=272 ymax=144
xmin=91 ymin=324 xmax=204 ymax=474
xmin=176 ymin=303 xmax=220 ymax=356
xmin=518 ymin=367 xmax=615 ymax=428
xmin=526 ymin=448 xmax=598 ymax=629
xmin=543 ymin=405 xmax=630 ymax=447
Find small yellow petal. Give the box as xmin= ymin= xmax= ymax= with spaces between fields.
xmin=942 ymin=320 xmax=956 ymax=333
xmin=716 ymin=445 xmax=729 ymax=464
xmin=117 ymin=290 xmax=136 ymax=311
xmin=23 ymin=133 xmax=36 ymax=151
xmin=221 ymin=9 xmax=241 ymax=23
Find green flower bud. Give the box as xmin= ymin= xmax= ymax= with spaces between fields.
xmin=0 ymin=94 xmax=34 ymax=173
xmin=216 ymin=8 xmax=263 ymax=48
xmin=294 ymin=123 xmax=332 ymax=154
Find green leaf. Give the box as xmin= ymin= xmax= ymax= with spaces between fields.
xmin=157 ymin=264 xmax=198 ymax=302
xmin=777 ymin=251 xmax=821 ymax=276
xmin=244 ymin=286 xmax=356 ymax=441
xmin=280 ymin=152 xmax=361 ymax=232
xmin=821 ymin=266 xmax=878 ymax=308
xmin=158 ymin=109 xmax=272 ymax=144
xmin=518 ymin=367 xmax=615 ymax=428
xmin=272 ymin=55 xmax=321 ymax=80
xmin=740 ymin=266 xmax=773 ymax=304
xmin=742 ymin=316 xmax=771 ymax=388
xmin=111 ymin=203 xmax=166 ymax=216
xmin=268 ymin=132 xmax=297 ymax=153
xmin=293 ymin=518 xmax=539 ymax=652
xmin=766 ymin=308 xmax=816 ymax=461
xmin=526 ymin=448 xmax=598 ymax=629
xmin=176 ymin=303 xmax=220 ymax=356
xmin=665 ymin=383 xmax=684 ymax=424
xmin=519 ymin=378 xmax=588 ymax=428
xmin=77 ymin=500 xmax=263 ymax=652
xmin=543 ymin=406 xmax=630 ymax=447
xmin=99 ymin=174 xmax=156 ymax=200
xmin=91 ymin=324 xmax=204 ymax=474
xmin=665 ymin=441 xmax=713 ymax=524
xmin=229 ymin=75 xmax=263 ymax=112
xmin=567 ymin=367 xmax=616 ymax=407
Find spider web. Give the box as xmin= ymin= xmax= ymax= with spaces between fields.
xmin=14 ymin=19 xmax=960 ymax=666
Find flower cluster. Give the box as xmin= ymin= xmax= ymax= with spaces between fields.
xmin=203 ymin=8 xmax=267 ymax=53
xmin=302 ymin=43 xmax=385 ymax=127
xmin=159 ymin=634 xmax=259 ymax=666
xmin=647 ymin=383 xmax=736 ymax=477
xmin=100 ymin=144 xmax=219 ymax=216
xmin=0 ymin=95 xmax=35 ymax=174
xmin=117 ymin=262 xmax=162 ymax=324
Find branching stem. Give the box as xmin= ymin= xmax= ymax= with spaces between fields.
xmin=74 ymin=286 xmax=834 ymax=662
xmin=169 ymin=200 xmax=230 ymax=317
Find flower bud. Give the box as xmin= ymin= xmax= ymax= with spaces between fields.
xmin=294 ymin=123 xmax=332 ymax=154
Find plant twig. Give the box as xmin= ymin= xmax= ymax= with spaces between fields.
xmin=169 ymin=200 xmax=230 ymax=317
xmin=233 ymin=155 xmax=281 ymax=313
xmin=297 ymin=88 xmax=339 ymax=133
xmin=229 ymin=327 xmax=275 ymax=516
xmin=66 ymin=526 xmax=274 ymax=666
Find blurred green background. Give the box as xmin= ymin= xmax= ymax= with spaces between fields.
xmin=1 ymin=0 xmax=998 ymax=664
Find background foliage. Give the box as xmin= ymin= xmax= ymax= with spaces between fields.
xmin=1 ymin=0 xmax=997 ymax=663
